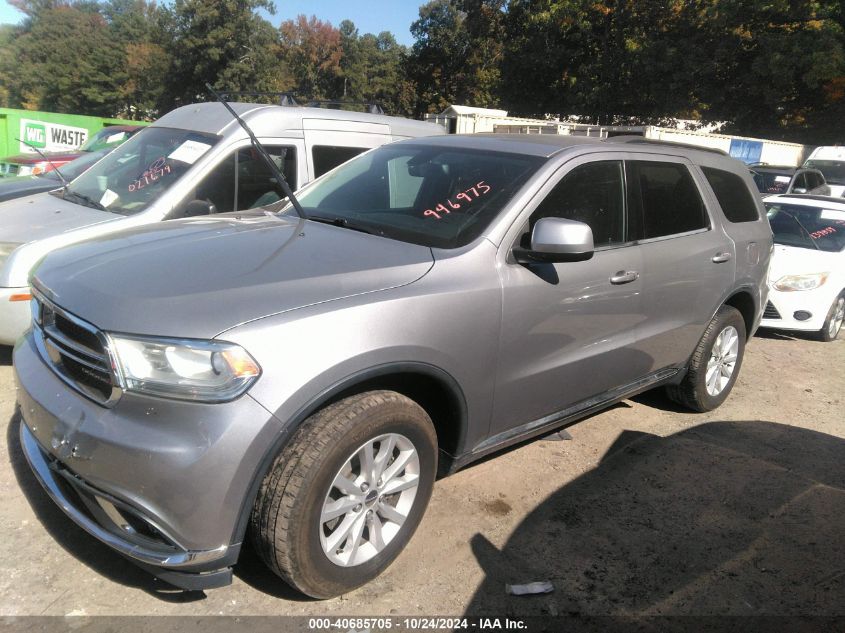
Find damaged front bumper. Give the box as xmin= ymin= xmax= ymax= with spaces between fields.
xmin=19 ymin=422 xmax=234 ymax=590
xmin=13 ymin=331 xmax=284 ymax=591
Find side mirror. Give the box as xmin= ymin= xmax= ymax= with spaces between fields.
xmin=170 ymin=199 xmax=217 ymax=219
xmin=791 ymin=187 xmax=807 ymax=194
xmin=513 ymin=217 xmax=594 ymax=264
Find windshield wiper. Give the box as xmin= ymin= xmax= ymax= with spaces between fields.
xmin=63 ymin=189 xmax=106 ymax=211
xmin=206 ymin=83 xmax=308 ymax=220
xmin=16 ymin=137 xmax=69 ymax=189
xmin=308 ymin=215 xmax=378 ymax=235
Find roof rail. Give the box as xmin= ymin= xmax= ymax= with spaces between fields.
xmin=217 ymin=91 xmax=300 ymax=107
xmin=605 ymin=135 xmax=728 ymax=156
xmin=304 ymin=100 xmax=386 ymax=115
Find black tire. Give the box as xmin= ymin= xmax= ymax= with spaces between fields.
xmin=666 ymin=305 xmax=746 ymax=412
xmin=250 ymin=390 xmax=437 ymax=599
xmin=818 ymin=292 xmax=844 ymax=342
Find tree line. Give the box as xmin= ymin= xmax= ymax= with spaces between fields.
xmin=0 ymin=0 xmax=843 ymax=144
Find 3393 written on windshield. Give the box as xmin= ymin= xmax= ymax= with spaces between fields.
xmin=423 ymin=181 xmax=491 ymax=219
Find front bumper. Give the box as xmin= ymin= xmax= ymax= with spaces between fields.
xmin=14 ymin=332 xmax=283 ymax=589
xmin=760 ymin=285 xmax=837 ymax=332
xmin=0 ymin=287 xmax=31 ymax=346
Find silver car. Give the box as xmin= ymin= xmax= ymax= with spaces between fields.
xmin=15 ymin=134 xmax=771 ymax=598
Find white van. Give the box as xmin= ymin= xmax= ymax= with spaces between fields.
xmin=803 ymin=146 xmax=845 ymax=197
xmin=0 ymin=102 xmax=444 ymax=344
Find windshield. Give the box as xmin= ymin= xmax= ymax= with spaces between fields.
xmin=57 ymin=127 xmax=219 ymax=215
xmin=283 ymin=144 xmax=545 ymax=248
xmin=44 ymin=149 xmax=109 ymax=182
xmin=80 ymin=127 xmax=136 ymax=153
xmin=752 ymin=170 xmax=793 ymax=194
xmin=765 ymin=203 xmax=845 ymax=252
xmin=804 ymin=160 xmax=845 ymax=185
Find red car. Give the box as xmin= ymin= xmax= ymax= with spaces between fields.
xmin=0 ymin=125 xmax=143 ymax=177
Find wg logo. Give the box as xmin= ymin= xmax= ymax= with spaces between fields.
xmin=23 ymin=123 xmax=46 ymax=148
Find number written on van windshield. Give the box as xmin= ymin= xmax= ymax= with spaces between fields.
xmin=128 ymin=156 xmax=171 ymax=192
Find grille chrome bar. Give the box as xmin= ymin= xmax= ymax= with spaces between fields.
xmin=31 ymin=288 xmax=123 ymax=407
xmin=42 ymin=327 xmax=109 ymax=372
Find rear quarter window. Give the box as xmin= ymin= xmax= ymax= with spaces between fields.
xmin=313 ymin=145 xmax=368 ymax=178
xmin=701 ymin=166 xmax=760 ymax=223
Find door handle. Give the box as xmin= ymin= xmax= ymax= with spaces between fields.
xmin=711 ymin=252 xmax=732 ymax=263
xmin=610 ymin=270 xmax=639 ymax=284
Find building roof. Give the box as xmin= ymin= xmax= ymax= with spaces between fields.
xmin=440 ymin=105 xmax=509 ymax=117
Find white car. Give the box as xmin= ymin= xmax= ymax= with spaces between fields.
xmin=761 ymin=194 xmax=845 ymax=341
xmin=803 ymin=146 xmax=845 ymax=197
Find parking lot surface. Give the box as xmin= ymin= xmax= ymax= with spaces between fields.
xmin=1 ymin=332 xmax=843 ymax=618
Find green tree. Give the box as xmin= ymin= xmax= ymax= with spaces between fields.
xmin=407 ymin=0 xmax=506 ymax=116
xmin=165 ymin=0 xmax=285 ymax=109
xmin=278 ymin=14 xmax=343 ymax=100
xmin=0 ymin=25 xmax=16 ymax=107
xmin=102 ymin=0 xmax=172 ymax=118
xmin=11 ymin=4 xmax=126 ymax=115
xmin=499 ymin=0 xmax=845 ymax=141
xmin=697 ymin=0 xmax=845 ymax=143
xmin=337 ymin=20 xmax=414 ymax=115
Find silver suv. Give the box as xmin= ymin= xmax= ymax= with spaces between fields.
xmin=15 ymin=134 xmax=772 ymax=598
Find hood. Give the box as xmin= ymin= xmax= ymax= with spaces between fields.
xmin=2 ymin=151 xmax=82 ymax=165
xmin=768 ymin=244 xmax=840 ymax=282
xmin=0 ymin=176 xmax=60 ymax=203
xmin=33 ymin=213 xmax=435 ymax=339
xmin=0 ymin=192 xmax=119 ymax=244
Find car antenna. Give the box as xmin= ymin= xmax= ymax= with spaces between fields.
xmin=206 ymin=83 xmax=308 ymax=220
xmin=15 ymin=137 xmax=69 ymax=190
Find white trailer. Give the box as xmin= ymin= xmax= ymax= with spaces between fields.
xmin=803 ymin=146 xmax=845 ymax=196
xmin=428 ymin=105 xmax=811 ymax=167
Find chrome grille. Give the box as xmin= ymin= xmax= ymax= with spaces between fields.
xmin=763 ymin=300 xmax=781 ymax=320
xmin=32 ymin=291 xmax=121 ymax=406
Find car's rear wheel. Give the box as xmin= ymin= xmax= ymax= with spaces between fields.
xmin=666 ymin=305 xmax=746 ymax=412
xmin=250 ymin=390 xmax=437 ymax=598
xmin=818 ymin=293 xmax=844 ymax=342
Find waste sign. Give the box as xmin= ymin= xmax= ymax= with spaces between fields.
xmin=0 ymin=108 xmax=146 ymax=158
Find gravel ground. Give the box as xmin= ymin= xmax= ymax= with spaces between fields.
xmin=0 ymin=330 xmax=843 ymax=621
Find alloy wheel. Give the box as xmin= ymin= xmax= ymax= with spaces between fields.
xmin=319 ymin=433 xmax=420 ymax=567
xmin=705 ymin=325 xmax=739 ymax=396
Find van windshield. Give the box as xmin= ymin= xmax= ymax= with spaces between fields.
xmin=804 ymin=160 xmax=845 ymax=185
xmin=282 ymin=144 xmax=545 ymax=248
xmin=54 ymin=127 xmax=219 ymax=215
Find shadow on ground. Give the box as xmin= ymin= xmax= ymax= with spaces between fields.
xmin=0 ymin=345 xmax=11 ymax=366
xmin=754 ymin=329 xmax=824 ymax=343
xmin=465 ymin=421 xmax=845 ymax=620
xmin=7 ymin=411 xmax=207 ymax=603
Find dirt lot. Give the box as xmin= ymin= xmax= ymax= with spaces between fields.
xmin=0 ymin=331 xmax=843 ymax=621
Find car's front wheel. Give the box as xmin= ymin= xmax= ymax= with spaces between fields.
xmin=666 ymin=305 xmax=746 ymax=412
xmin=250 ymin=390 xmax=438 ymax=598
xmin=819 ymin=292 xmax=844 ymax=342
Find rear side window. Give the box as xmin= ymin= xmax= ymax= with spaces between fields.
xmin=628 ymin=161 xmax=708 ymax=239
xmin=313 ymin=145 xmax=367 ymax=178
xmin=701 ymin=166 xmax=760 ymax=223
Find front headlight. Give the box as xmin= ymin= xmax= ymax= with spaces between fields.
xmin=773 ymin=272 xmax=829 ymax=292
xmin=0 ymin=242 xmax=21 ymax=268
xmin=109 ymin=335 xmax=261 ymax=402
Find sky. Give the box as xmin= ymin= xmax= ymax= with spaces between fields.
xmin=0 ymin=0 xmax=424 ymax=45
